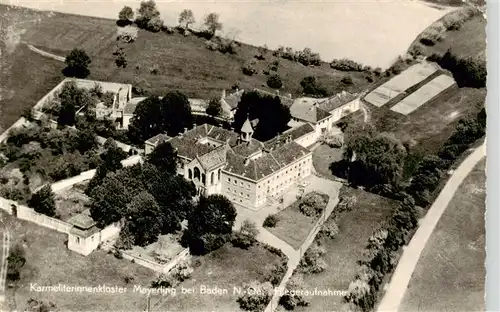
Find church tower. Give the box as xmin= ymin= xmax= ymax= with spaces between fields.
xmin=240 ymin=117 xmax=254 ymax=142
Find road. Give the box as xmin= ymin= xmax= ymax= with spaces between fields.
xmin=376 ymin=141 xmax=486 ymax=312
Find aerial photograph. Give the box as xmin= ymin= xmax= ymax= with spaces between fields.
xmin=0 ymin=0 xmax=486 ymax=311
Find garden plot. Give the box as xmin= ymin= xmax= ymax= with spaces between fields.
xmin=391 ymin=74 xmax=456 ymax=115
xmin=364 ymin=63 xmax=438 ymax=107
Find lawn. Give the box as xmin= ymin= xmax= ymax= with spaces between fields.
xmin=289 ymin=187 xmax=399 ymax=312
xmin=399 ymin=157 xmax=485 ymax=312
xmin=312 ymin=144 xmax=343 ymax=180
xmin=151 ymin=242 xmax=287 ymax=312
xmin=267 ymin=192 xmax=330 ymax=250
xmin=2 ymin=211 xmax=156 ymax=311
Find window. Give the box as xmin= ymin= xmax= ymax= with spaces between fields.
xmin=228 ymin=188 xmax=231 ymax=191
xmin=76 ymin=237 xmax=80 ymax=244
xmin=240 ymin=192 xmax=243 ymax=196
xmin=188 ymin=169 xmax=193 ymax=180
xmin=228 ymin=178 xmax=231 ymax=182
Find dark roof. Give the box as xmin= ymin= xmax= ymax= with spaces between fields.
xmin=197 ymin=144 xmax=228 ymax=170
xmin=145 ymin=133 xmax=170 ymax=146
xmin=68 ymin=213 xmax=96 ymax=230
xmin=206 ymin=126 xmax=239 ymax=146
xmin=232 ymin=139 xmax=263 ymax=157
xmin=70 ymin=225 xmax=100 ymax=238
xmin=225 ymin=141 xmax=311 ymax=181
xmin=316 ymin=91 xmax=358 ymax=112
xmin=264 ymin=123 xmax=315 ymax=149
xmin=169 ymin=137 xmax=215 ymax=160
xmin=290 ymin=99 xmax=332 ymax=123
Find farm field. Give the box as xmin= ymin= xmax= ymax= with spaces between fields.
xmin=2 ymin=1 xmax=453 ymax=68
xmin=2 ymin=211 xmax=155 ymax=311
xmin=399 ymin=157 xmax=485 ymax=312
xmin=151 ymin=242 xmax=286 ymax=312
xmin=267 ymin=192 xmax=329 ymax=250
xmin=289 ymin=187 xmax=399 ymax=312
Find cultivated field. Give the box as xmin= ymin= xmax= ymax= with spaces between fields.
xmin=3 ymin=1 xmax=453 ymax=68
xmin=399 ymin=157 xmax=485 ymax=312
xmin=290 ymin=187 xmax=399 ymax=312
xmin=390 ymin=74 xmax=456 ymax=115
xmin=2 ymin=211 xmax=155 ymax=311
xmin=364 ymin=63 xmax=439 ymax=107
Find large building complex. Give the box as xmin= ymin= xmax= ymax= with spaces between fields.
xmin=145 ymin=119 xmax=314 ymax=208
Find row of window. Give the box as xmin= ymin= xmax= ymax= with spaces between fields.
xmin=226 ymin=188 xmax=251 ymax=199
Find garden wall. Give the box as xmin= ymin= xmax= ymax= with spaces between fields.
xmin=121 ymin=248 xmax=191 ymax=274
xmin=0 ymin=117 xmax=28 ymax=144
xmin=32 ymin=78 xmax=68 ymax=116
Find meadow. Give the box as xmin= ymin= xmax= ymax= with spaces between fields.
xmin=399 ymin=158 xmax=485 ymax=312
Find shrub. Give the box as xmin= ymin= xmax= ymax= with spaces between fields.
xmin=319 ymin=132 xmax=343 ymax=148
xmin=116 ymin=26 xmax=138 ymax=43
xmin=300 ymin=76 xmax=328 ymax=97
xmin=263 ymin=214 xmax=279 ymax=227
xmin=237 ymin=281 xmax=273 ymax=312
xmin=279 ymin=274 xmax=310 ymax=310
xmin=298 ymin=242 xmax=327 ymax=274
xmin=336 ymin=194 xmax=356 ymax=214
xmin=267 ymin=74 xmax=283 ymax=89
xmin=170 ymin=259 xmax=194 ymax=282
xmin=408 ymin=43 xmax=424 ymax=58
xmin=341 ymin=76 xmax=354 ymax=85
xmin=299 ymin=193 xmax=327 ymax=217
xmin=330 ymin=59 xmax=364 ymax=72
xmin=232 ymin=220 xmax=259 ymax=249
xmin=151 ymin=273 xmax=176 ymax=288
xmin=28 ymin=185 xmax=56 ymax=217
xmin=295 ymin=48 xmax=321 ymax=66
xmin=242 ymin=63 xmax=257 ymax=76
xmin=319 ymin=221 xmax=339 ymax=239
xmin=147 ymin=17 xmax=164 ymax=32
xmin=419 ymin=28 xmax=444 ymax=46
xmin=264 ymin=263 xmax=287 ymax=286
xmin=7 ymin=244 xmax=26 ymax=282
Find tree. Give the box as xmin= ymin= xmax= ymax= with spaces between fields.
xmin=204 ymin=13 xmax=222 ymax=35
xmin=206 ymin=98 xmax=223 ymax=118
xmin=57 ymin=81 xmax=94 ymax=126
xmin=146 ymin=141 xmax=178 ymax=174
xmin=125 ymin=191 xmax=163 ymax=246
xmin=184 ymin=194 xmax=236 ymax=254
xmin=178 ymin=9 xmax=195 ymax=29
xmin=233 ymin=91 xmax=291 ymax=141
xmin=63 ymin=48 xmax=91 ymax=78
xmin=136 ymin=0 xmax=160 ymax=29
xmin=28 ymin=185 xmax=56 ymax=217
xmin=232 ymin=219 xmax=259 ymax=249
xmin=25 ymin=298 xmax=58 ymax=312
xmin=128 ymin=91 xmax=193 ymax=143
xmin=118 ymin=6 xmax=134 ymax=25
xmin=7 ymin=244 xmax=26 ymax=282
xmin=147 ymin=17 xmax=164 ymax=32
xmin=267 ymin=74 xmax=283 ymax=89
xmin=237 ymin=281 xmax=273 ymax=312
xmin=102 ymin=139 xmax=128 ymax=172
xmin=300 ymin=76 xmax=328 ymax=97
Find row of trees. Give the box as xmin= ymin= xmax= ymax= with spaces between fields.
xmin=118 ymin=1 xmax=223 ymax=36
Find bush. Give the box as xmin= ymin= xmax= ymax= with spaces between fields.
xmin=319 ymin=132 xmax=343 ymax=148
xmin=330 ymin=59 xmax=364 ymax=72
xmin=295 ymin=48 xmax=321 ymax=66
xmin=298 ymin=242 xmax=327 ymax=274
xmin=300 ymin=76 xmax=328 ymax=97
xmin=279 ymin=274 xmax=310 ymax=310
xmin=264 ymin=263 xmax=287 ymax=286
xmin=170 ymin=259 xmax=194 ymax=282
xmin=319 ymin=221 xmax=339 ymax=239
xmin=263 ymin=214 xmax=279 ymax=227
xmin=116 ymin=26 xmax=138 ymax=43
xmin=419 ymin=28 xmax=444 ymax=46
xmin=267 ymin=74 xmax=283 ymax=89
xmin=242 ymin=63 xmax=257 ymax=76
xmin=147 ymin=17 xmax=164 ymax=32
xmin=299 ymin=193 xmax=327 ymax=217
xmin=232 ymin=220 xmax=259 ymax=249
xmin=408 ymin=43 xmax=424 ymax=58
xmin=151 ymin=273 xmax=176 ymax=288
xmin=7 ymin=244 xmax=26 ymax=282
xmin=28 ymin=185 xmax=56 ymax=217
xmin=237 ymin=281 xmax=273 ymax=312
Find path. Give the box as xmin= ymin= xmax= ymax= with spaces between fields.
xmin=376 ymin=141 xmax=486 ymax=312
xmin=25 ymin=43 xmax=65 ymax=62
xmin=0 ymin=219 xmax=10 ymax=310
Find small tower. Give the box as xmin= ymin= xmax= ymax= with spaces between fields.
xmin=240 ymin=117 xmax=254 ymax=142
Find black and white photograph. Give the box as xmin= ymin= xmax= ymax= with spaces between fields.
xmin=0 ymin=0 xmax=490 ymax=311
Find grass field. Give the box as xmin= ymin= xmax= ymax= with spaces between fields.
xmin=267 ymin=192 xmax=329 ymax=250
xmin=312 ymin=144 xmax=343 ymax=179
xmin=2 ymin=212 xmax=155 ymax=311
xmin=412 ymin=14 xmax=486 ymax=59
xmin=399 ymin=157 xmax=485 ymax=312
xmin=151 ymin=242 xmax=286 ymax=312
xmin=290 ymin=187 xmax=399 ymax=312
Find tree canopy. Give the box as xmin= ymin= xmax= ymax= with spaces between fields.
xmin=63 ymin=48 xmax=91 ymax=78
xmin=179 ymin=9 xmax=195 ymax=29
xmin=57 ymin=81 xmax=94 ymax=127
xmin=300 ymin=76 xmax=328 ymax=97
xmin=145 ymin=141 xmax=178 ymax=174
xmin=28 ymin=185 xmax=56 ymax=217
xmin=206 ymin=98 xmax=223 ymax=118
xmin=233 ymin=91 xmax=291 ymax=141
xmin=204 ymin=13 xmax=223 ymax=35
xmin=128 ymin=91 xmax=193 ymax=143
xmin=125 ymin=191 xmax=164 ymax=246
xmin=136 ymin=0 xmax=160 ymax=28
xmin=118 ymin=6 xmax=134 ymax=23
